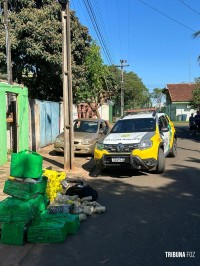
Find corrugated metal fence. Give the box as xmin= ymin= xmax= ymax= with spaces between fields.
xmin=39 ymin=101 xmax=60 ymax=147
xmin=29 ymin=100 xmax=110 ymax=151
xmin=29 ymin=99 xmax=60 ymax=151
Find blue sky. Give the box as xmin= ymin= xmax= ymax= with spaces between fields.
xmin=70 ymin=0 xmax=200 ymax=92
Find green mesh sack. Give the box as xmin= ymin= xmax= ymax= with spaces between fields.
xmin=37 ymin=211 xmax=80 ymax=235
xmin=0 ymin=195 xmax=46 ymax=222
xmin=27 ymin=219 xmax=69 ymax=243
xmin=32 ymin=194 xmax=47 ymax=212
xmin=3 ymin=177 xmax=47 ymax=200
xmin=10 ymin=150 xmax=43 ymax=179
xmin=1 ymin=221 xmax=28 ymax=246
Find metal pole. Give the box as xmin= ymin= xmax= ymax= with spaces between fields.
xmin=120 ymin=60 xmax=124 ymax=117
xmin=61 ymin=1 xmax=74 ymax=170
xmin=4 ymin=0 xmax=12 ymax=84
xmin=4 ymin=0 xmax=15 ymax=153
xmin=116 ymin=60 xmax=129 ymax=117
xmin=66 ymin=1 xmax=74 ymax=170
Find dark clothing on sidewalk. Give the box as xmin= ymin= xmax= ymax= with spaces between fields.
xmin=189 ymin=114 xmax=196 ymax=133
xmin=195 ymin=111 xmax=200 ymax=133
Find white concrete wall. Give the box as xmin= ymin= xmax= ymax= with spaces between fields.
xmin=175 ymin=103 xmax=196 ymax=121
xmin=98 ymin=104 xmax=109 ymax=120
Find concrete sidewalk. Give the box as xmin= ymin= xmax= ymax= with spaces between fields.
xmin=0 ymin=145 xmax=92 ymax=201
xmin=0 ymin=162 xmax=10 ymax=201
xmin=39 ymin=144 xmax=92 ymax=178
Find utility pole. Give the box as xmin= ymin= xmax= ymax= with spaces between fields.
xmin=58 ymin=0 xmax=74 ymax=170
xmin=4 ymin=0 xmax=12 ymax=84
xmin=116 ymin=60 xmax=129 ymax=117
xmin=4 ymin=0 xmax=14 ymax=150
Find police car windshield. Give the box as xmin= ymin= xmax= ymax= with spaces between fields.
xmin=111 ymin=118 xmax=156 ymax=133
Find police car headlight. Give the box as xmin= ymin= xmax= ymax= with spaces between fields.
xmin=139 ymin=140 xmax=152 ymax=150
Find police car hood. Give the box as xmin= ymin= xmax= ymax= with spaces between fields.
xmin=102 ymin=132 xmax=155 ymax=144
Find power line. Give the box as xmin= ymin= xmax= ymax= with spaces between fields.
xmin=115 ymin=60 xmax=129 ymax=116
xmin=93 ymin=0 xmax=116 ymax=63
xmin=116 ymin=0 xmax=122 ymax=56
xmin=177 ymin=0 xmax=200 ymax=16
xmin=85 ymin=0 xmax=114 ymax=64
xmin=104 ymin=0 xmax=112 ymax=39
xmin=127 ymin=0 xmax=131 ymax=62
xmin=138 ymin=0 xmax=196 ymax=32
xmin=72 ymin=0 xmax=92 ymax=30
xmin=82 ymin=0 xmax=114 ymax=65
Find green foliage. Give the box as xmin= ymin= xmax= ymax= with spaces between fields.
xmin=0 ymin=0 xmax=150 ymax=108
xmin=105 ymin=66 xmax=150 ymax=110
xmin=151 ymin=88 xmax=165 ymax=109
xmin=0 ymin=64 xmax=6 ymax=79
xmin=190 ymin=82 xmax=200 ymax=110
xmin=85 ymin=43 xmax=108 ymax=97
xmin=105 ymin=65 xmax=121 ymax=103
xmin=124 ymin=71 xmax=150 ymax=109
xmin=0 ymin=0 xmax=92 ymax=101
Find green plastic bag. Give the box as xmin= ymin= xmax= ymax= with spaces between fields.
xmin=3 ymin=176 xmax=47 ymax=200
xmin=10 ymin=149 xmax=43 ymax=179
xmin=1 ymin=221 xmax=27 ymax=246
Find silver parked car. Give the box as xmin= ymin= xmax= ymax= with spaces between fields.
xmin=54 ymin=118 xmax=110 ymax=155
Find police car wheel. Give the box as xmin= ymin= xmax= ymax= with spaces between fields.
xmin=155 ymin=148 xmax=165 ymax=174
xmin=169 ymin=138 xmax=177 ymax=158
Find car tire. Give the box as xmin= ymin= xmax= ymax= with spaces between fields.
xmin=169 ymin=138 xmax=177 ymax=157
xmin=155 ymin=148 xmax=165 ymax=174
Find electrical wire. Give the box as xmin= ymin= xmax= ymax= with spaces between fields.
xmin=104 ymin=0 xmax=112 ymax=40
xmin=83 ymin=0 xmax=114 ymax=65
xmin=71 ymin=0 xmax=94 ymax=38
xmin=93 ymin=0 xmax=116 ymax=63
xmin=127 ymin=0 xmax=131 ymax=63
xmin=84 ymin=0 xmax=113 ymax=64
xmin=177 ymin=0 xmax=200 ymax=16
xmin=116 ymin=0 xmax=122 ymax=57
xmin=138 ymin=0 xmax=196 ymax=32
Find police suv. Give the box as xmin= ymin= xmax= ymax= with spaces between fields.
xmin=94 ymin=112 xmax=177 ymax=173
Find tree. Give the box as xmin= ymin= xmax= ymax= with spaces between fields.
xmin=0 ymin=65 xmax=7 ymax=79
xmin=190 ymin=79 xmax=200 ymax=110
xmin=151 ymin=88 xmax=165 ymax=109
xmin=0 ymin=0 xmax=92 ymax=101
xmin=0 ymin=0 xmax=151 ymax=107
xmin=105 ymin=66 xmax=150 ymax=110
xmin=194 ymin=30 xmax=200 ymax=63
xmin=123 ymin=71 xmax=150 ymax=110
xmin=103 ymin=65 xmax=121 ymax=103
xmin=73 ymin=42 xmax=107 ymax=103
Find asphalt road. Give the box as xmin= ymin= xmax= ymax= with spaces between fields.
xmin=0 ymin=125 xmax=200 ymax=266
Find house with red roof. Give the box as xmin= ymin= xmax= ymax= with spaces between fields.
xmin=162 ymin=83 xmax=197 ymax=121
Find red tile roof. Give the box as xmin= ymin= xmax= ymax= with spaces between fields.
xmin=163 ymin=83 xmax=196 ymax=102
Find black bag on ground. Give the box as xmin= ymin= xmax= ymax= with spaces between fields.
xmin=66 ymin=183 xmax=98 ymax=201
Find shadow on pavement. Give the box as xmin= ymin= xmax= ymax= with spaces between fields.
xmin=82 ymin=157 xmax=149 ymax=178
xmin=42 ymin=155 xmax=64 ymax=169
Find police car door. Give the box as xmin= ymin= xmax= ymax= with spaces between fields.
xmin=158 ymin=116 xmax=170 ymax=155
